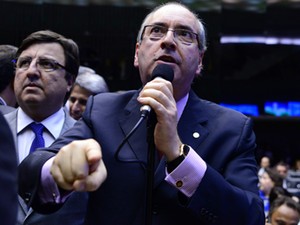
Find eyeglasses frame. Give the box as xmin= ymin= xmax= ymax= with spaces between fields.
xmin=12 ymin=57 xmax=68 ymax=73
xmin=140 ymin=24 xmax=200 ymax=49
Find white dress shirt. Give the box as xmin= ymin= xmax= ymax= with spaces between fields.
xmin=17 ymin=107 xmax=65 ymax=163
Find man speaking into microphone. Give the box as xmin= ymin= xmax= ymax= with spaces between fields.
xmin=18 ymin=2 xmax=264 ymax=225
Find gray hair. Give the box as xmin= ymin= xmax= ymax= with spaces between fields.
xmin=136 ymin=2 xmax=207 ymax=53
xmin=75 ymin=71 xmax=109 ymax=94
xmin=78 ymin=65 xmax=96 ymax=75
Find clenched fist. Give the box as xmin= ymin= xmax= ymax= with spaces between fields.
xmin=51 ymin=139 xmax=107 ymax=192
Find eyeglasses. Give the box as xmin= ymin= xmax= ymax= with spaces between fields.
xmin=14 ymin=57 xmax=67 ymax=72
xmin=141 ymin=24 xmax=199 ymax=47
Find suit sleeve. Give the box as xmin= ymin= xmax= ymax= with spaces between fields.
xmin=182 ymin=117 xmax=265 ymax=224
xmin=0 ymin=113 xmax=18 ymax=225
xmin=18 ymin=97 xmax=96 ymax=214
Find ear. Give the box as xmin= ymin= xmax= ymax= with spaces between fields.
xmin=195 ymin=51 xmax=205 ymax=75
xmin=195 ymin=62 xmax=203 ymax=75
xmin=133 ymin=42 xmax=140 ymax=68
xmin=67 ymin=84 xmax=72 ymax=92
xmin=66 ymin=76 xmax=74 ymax=92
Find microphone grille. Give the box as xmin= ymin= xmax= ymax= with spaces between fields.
xmin=151 ymin=64 xmax=174 ymax=82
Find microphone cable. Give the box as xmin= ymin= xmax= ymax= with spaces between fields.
xmin=114 ymin=64 xmax=174 ymax=167
xmin=114 ymin=107 xmax=150 ymax=168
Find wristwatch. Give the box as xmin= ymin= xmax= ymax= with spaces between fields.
xmin=167 ymin=144 xmax=190 ymax=173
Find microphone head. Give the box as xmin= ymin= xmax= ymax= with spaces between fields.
xmin=151 ymin=64 xmax=174 ymax=82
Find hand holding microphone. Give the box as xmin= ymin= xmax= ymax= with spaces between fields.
xmin=139 ymin=64 xmax=174 ymax=116
xmin=115 ymin=64 xmax=179 ymax=163
xmin=138 ymin=64 xmax=182 ymax=160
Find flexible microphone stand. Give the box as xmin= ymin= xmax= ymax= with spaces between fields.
xmin=115 ymin=64 xmax=174 ymax=225
xmin=113 ymin=107 xmax=156 ymax=225
xmin=145 ymin=110 xmax=157 ymax=225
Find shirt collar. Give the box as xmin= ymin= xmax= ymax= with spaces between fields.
xmin=17 ymin=107 xmax=65 ymax=139
xmin=176 ymin=93 xmax=189 ymax=121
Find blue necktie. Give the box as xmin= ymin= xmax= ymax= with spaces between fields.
xmin=29 ymin=123 xmax=45 ymax=153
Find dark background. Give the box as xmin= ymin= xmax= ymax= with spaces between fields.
xmin=1 ymin=0 xmax=300 ymax=166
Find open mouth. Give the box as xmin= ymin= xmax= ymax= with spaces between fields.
xmin=157 ymin=56 xmax=176 ymax=63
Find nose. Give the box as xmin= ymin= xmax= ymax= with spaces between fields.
xmin=26 ymin=58 xmax=39 ymax=71
xmin=26 ymin=59 xmax=40 ymax=80
xmin=72 ymin=100 xmax=81 ymax=112
xmin=160 ymin=30 xmax=176 ymax=50
xmin=70 ymin=100 xmax=82 ymax=119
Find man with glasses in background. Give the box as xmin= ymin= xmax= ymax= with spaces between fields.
xmin=19 ymin=3 xmax=264 ymax=224
xmin=5 ymin=30 xmax=87 ymax=225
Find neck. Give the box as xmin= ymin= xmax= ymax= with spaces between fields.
xmin=20 ymin=104 xmax=62 ymax=122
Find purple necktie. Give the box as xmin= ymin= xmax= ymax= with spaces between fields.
xmin=29 ymin=123 xmax=45 ymax=153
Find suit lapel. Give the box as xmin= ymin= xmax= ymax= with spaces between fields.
xmin=4 ymin=110 xmax=19 ymax=161
xmin=177 ymin=91 xmax=209 ymax=151
xmin=17 ymin=195 xmax=28 ymax=224
xmin=60 ymin=107 xmax=76 ymax=135
xmin=118 ymin=91 xmax=148 ymax=168
xmin=4 ymin=111 xmax=29 ymax=223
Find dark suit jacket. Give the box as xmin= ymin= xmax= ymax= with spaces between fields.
xmin=0 ymin=113 xmax=18 ymax=225
xmin=19 ymin=90 xmax=265 ymax=225
xmin=5 ymin=108 xmax=88 ymax=225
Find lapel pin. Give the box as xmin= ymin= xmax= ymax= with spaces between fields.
xmin=193 ymin=132 xmax=200 ymax=139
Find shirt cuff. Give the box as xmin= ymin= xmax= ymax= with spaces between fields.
xmin=165 ymin=147 xmax=207 ymax=197
xmin=39 ymin=157 xmax=71 ymax=204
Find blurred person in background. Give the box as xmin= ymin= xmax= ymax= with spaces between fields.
xmin=275 ymin=161 xmax=290 ymax=189
xmin=0 ymin=44 xmax=18 ymax=114
xmin=68 ymin=66 xmax=109 ymax=120
xmin=267 ymin=196 xmax=300 ymax=225
xmin=286 ymin=158 xmax=300 ymax=200
xmin=259 ymin=155 xmax=272 ymax=178
xmin=259 ymin=167 xmax=284 ymax=218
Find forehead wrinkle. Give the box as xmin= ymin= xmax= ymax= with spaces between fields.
xmin=19 ymin=43 xmax=65 ymax=64
xmin=149 ymin=22 xmax=195 ymax=32
xmin=149 ymin=6 xmax=199 ymax=33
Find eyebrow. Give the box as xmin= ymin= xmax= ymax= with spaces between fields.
xmin=18 ymin=56 xmax=57 ymax=61
xmin=150 ymin=22 xmax=195 ymax=32
xmin=17 ymin=56 xmax=32 ymax=60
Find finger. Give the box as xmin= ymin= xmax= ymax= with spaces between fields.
xmin=69 ymin=139 xmax=104 ymax=191
xmin=72 ymin=140 xmax=106 ymax=192
xmin=53 ymin=140 xmax=91 ymax=188
xmin=51 ymin=157 xmax=74 ymax=190
xmin=73 ymin=159 xmax=107 ymax=192
xmin=70 ymin=146 xmax=89 ymax=180
xmin=142 ymin=77 xmax=173 ymax=95
xmin=85 ymin=158 xmax=107 ymax=191
xmin=70 ymin=139 xmax=101 ymax=178
xmin=138 ymin=82 xmax=174 ymax=111
xmin=57 ymin=142 xmax=80 ymax=183
xmin=85 ymin=139 xmax=102 ymax=172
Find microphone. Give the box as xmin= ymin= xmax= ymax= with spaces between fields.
xmin=140 ymin=64 xmax=174 ymax=116
xmin=114 ymin=65 xmax=174 ymax=165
